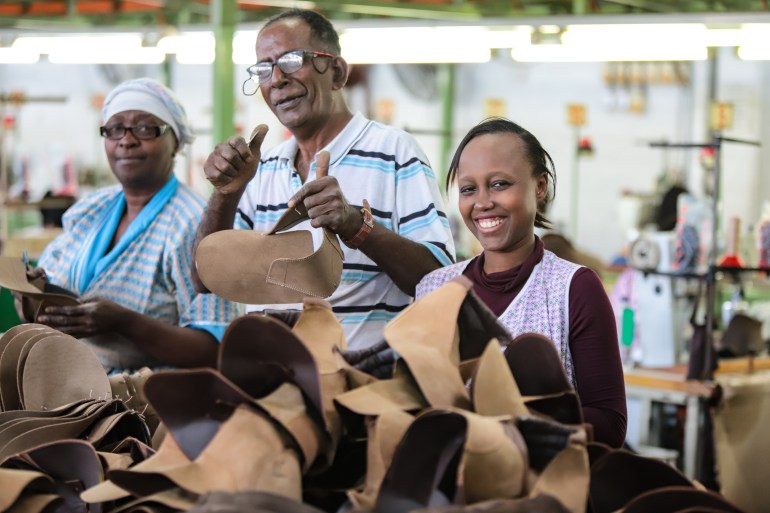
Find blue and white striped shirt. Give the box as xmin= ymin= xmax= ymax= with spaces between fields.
xmin=38 ymin=181 xmax=241 ymax=369
xmin=236 ymin=113 xmax=455 ymax=349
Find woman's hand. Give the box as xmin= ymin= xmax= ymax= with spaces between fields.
xmin=36 ymin=298 xmax=128 ymax=338
xmin=12 ymin=266 xmax=49 ymax=322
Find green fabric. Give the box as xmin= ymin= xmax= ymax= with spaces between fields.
xmin=0 ymin=287 xmax=21 ymax=331
xmin=621 ymin=307 xmax=635 ymax=347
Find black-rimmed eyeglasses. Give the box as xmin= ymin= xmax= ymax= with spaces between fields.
xmin=100 ymin=124 xmax=170 ymax=140
xmin=247 ymin=49 xmax=335 ymax=85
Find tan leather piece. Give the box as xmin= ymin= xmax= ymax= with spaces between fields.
xmin=333 ymin=375 xmax=427 ymax=419
xmin=22 ymin=335 xmax=112 ymax=411
xmin=254 ymin=382 xmax=325 ymax=473
xmin=0 ymin=256 xmax=47 ymax=295
xmin=347 ymin=410 xmax=414 ymax=509
xmin=2 ymin=439 xmax=105 ymax=513
xmin=81 ymin=430 xmax=189 ymax=503
xmin=107 ymin=489 xmax=198 ymax=513
xmin=0 ymin=324 xmax=49 ymax=357
xmin=450 ymin=409 xmax=529 ymax=503
xmin=471 ymin=340 xmax=529 ymax=419
xmin=195 ymin=204 xmax=343 ymax=304
xmin=0 ymin=399 xmax=131 ymax=462
xmin=0 ymin=327 xmax=111 ymax=419
xmin=712 ymin=373 xmax=770 ymax=513
xmin=216 ymin=315 xmax=329 ymax=469
xmin=291 ymin=298 xmax=348 ymax=461
xmin=109 ymin=405 xmax=302 ymax=500
xmin=0 ymin=468 xmax=54 ymax=511
xmin=4 ymin=493 xmax=61 ymax=513
xmin=529 ymin=444 xmax=589 ymax=513
xmin=0 ymin=257 xmax=80 ymax=321
xmin=109 ymin=367 xmax=159 ymax=436
xmin=187 ymin=490 xmax=328 ymax=513
xmin=1 ymin=327 xmax=56 ymax=411
xmin=292 ymin=298 xmax=347 ymax=373
xmin=384 ymin=278 xmax=472 ymax=409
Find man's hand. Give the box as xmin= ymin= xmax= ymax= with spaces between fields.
xmin=203 ymin=125 xmax=269 ymax=195
xmin=287 ymin=151 xmax=364 ymax=241
xmin=36 ymin=299 xmax=128 ymax=338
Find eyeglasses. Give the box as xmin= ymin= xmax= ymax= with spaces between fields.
xmin=247 ymin=49 xmax=335 ymax=85
xmin=100 ymin=124 xmax=170 ymax=140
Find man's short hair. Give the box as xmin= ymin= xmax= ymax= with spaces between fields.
xmin=261 ymin=8 xmax=341 ymax=55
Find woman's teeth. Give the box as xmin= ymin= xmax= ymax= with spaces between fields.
xmin=478 ymin=218 xmax=502 ymax=229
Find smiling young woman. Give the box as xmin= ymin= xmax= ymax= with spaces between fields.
xmin=417 ymin=117 xmax=628 ymax=448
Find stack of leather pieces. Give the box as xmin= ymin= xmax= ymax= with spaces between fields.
xmin=80 ymin=299 xmax=352 ymax=513
xmin=1 ymin=277 xmax=749 ymax=513
xmin=0 ymin=438 xmax=156 ymax=513
xmin=333 ymin=277 xmax=589 ymax=513
xmin=0 ymin=325 xmax=153 ymax=513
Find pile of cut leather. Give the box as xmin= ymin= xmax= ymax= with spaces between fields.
xmin=0 ymin=279 xmax=749 ymax=513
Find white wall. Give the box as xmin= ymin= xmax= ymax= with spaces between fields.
xmin=1 ymin=47 xmax=768 ymax=262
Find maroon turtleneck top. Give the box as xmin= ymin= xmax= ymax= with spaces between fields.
xmin=464 ymin=237 xmax=627 ymax=448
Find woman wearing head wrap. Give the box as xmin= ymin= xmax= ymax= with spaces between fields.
xmin=16 ymin=78 xmax=240 ymax=372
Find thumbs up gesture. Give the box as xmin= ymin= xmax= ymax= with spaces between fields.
xmin=203 ymin=124 xmax=269 ymax=195
xmin=288 ymin=150 xmax=366 ymax=241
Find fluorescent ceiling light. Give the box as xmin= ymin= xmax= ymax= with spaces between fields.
xmin=512 ymin=23 xmax=708 ymax=62
xmin=741 ymin=23 xmax=770 ymax=41
xmin=561 ymin=23 xmax=707 ymax=46
xmin=340 ymin=27 xmax=490 ymax=64
xmin=233 ymin=31 xmax=258 ymax=65
xmin=565 ymin=24 xmax=747 ymax=48
xmin=737 ymin=45 xmax=770 ymax=60
xmin=484 ymin=27 xmax=533 ymax=48
xmin=512 ymin=44 xmax=707 ymax=62
xmin=14 ymin=35 xmax=165 ymax=64
xmin=158 ymin=33 xmax=215 ymax=64
xmin=703 ymin=29 xmax=745 ymax=47
xmin=737 ymin=23 xmax=770 ymax=60
xmin=0 ymin=47 xmax=39 ymax=64
xmin=49 ymin=47 xmax=165 ymax=64
xmin=14 ymin=34 xmax=139 ymax=53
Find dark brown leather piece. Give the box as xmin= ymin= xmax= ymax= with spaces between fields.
xmin=375 ymin=410 xmax=467 ymax=512
xmin=622 ymin=487 xmax=746 ymax=513
xmin=589 ymin=449 xmax=694 ymax=513
xmin=218 ymin=314 xmax=324 ymax=424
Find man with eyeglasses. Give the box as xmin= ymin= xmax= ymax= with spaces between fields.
xmin=193 ymin=8 xmax=455 ymax=353
xmin=17 ymin=78 xmax=240 ymax=374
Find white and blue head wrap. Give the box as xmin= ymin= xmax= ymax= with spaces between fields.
xmin=102 ymin=77 xmax=195 ymax=148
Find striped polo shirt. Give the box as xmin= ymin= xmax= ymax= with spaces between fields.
xmin=235 ymin=112 xmax=456 ymax=349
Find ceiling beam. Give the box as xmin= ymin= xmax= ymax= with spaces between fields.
xmin=1 ymin=0 xmax=769 ymax=29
